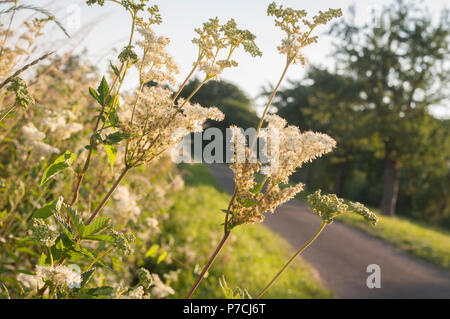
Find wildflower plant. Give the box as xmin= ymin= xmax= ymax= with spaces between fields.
xmin=0 ymin=0 xmax=379 ymax=300
xmin=185 ymin=2 xmax=376 ymax=299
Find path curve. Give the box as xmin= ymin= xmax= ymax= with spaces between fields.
xmin=207 ymin=163 xmax=450 ymax=299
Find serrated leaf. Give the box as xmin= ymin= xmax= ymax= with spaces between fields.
xmin=40 ymin=151 xmax=76 ymax=186
xmin=63 ymin=204 xmax=85 ymax=238
xmin=83 ymin=217 xmax=111 ymax=237
xmin=32 ymin=196 xmax=64 ymax=219
xmin=104 ymin=145 xmax=117 ymax=172
xmin=97 ymin=76 xmax=109 ymax=106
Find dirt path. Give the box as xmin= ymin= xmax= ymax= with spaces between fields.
xmin=207 ymin=163 xmax=450 ymax=298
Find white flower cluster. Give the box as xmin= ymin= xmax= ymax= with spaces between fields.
xmin=42 ymin=111 xmax=83 ymax=140
xmin=16 ymin=273 xmax=45 ymax=292
xmin=105 ymin=185 xmax=141 ymax=223
xmin=122 ymin=85 xmax=224 ymax=166
xmin=261 ymin=114 xmax=336 ymax=184
xmin=150 ymin=274 xmax=175 ymax=298
xmin=21 ymin=122 xmax=60 ymax=160
xmin=36 ymin=265 xmax=81 ymax=288
xmin=120 ymin=286 xmax=150 ymax=299
xmin=135 ymin=26 xmax=179 ymax=85
xmin=227 ymin=114 xmax=335 ymax=227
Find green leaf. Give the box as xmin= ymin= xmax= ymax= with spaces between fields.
xmin=86 ymin=286 xmax=114 ymax=297
xmin=110 ymin=62 xmax=121 ymax=79
xmin=103 ymin=132 xmax=133 ymax=145
xmin=80 ymin=268 xmax=95 ymax=289
xmin=89 ymin=87 xmax=100 ymax=104
xmin=157 ymin=249 xmax=167 ymax=264
xmin=83 ymin=234 xmax=114 ymax=242
xmin=97 ymin=76 xmax=109 ymax=106
xmin=108 ymin=108 xmax=119 ymax=127
xmin=40 ymin=151 xmax=76 ymax=186
xmin=104 ymin=145 xmax=117 ymax=172
xmin=32 ymin=196 xmax=64 ymax=219
xmin=63 ymin=204 xmax=85 ymax=238
xmin=250 ymin=182 xmax=263 ymax=195
xmin=83 ymin=217 xmax=111 ymax=237
xmin=237 ymin=197 xmax=257 ymax=208
xmin=144 ymin=244 xmax=159 ymax=258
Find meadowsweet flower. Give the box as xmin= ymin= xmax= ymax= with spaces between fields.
xmin=135 ymin=26 xmax=179 ymax=85
xmin=122 ymin=85 xmax=224 ymax=167
xmin=267 ymin=2 xmax=342 ymax=65
xmin=150 ymin=274 xmax=175 ymax=298
xmin=16 ymin=273 xmax=44 ymax=291
xmin=192 ymin=17 xmax=261 ymax=81
xmin=42 ymin=111 xmax=83 ymax=139
xmin=29 ymin=218 xmax=58 ymax=247
xmin=106 ymin=185 xmax=141 ymax=223
xmin=21 ymin=122 xmax=60 ymax=160
xmin=121 ymin=286 xmax=150 ymax=299
xmin=145 ymin=217 xmax=160 ymax=234
xmin=163 ymin=269 xmax=181 ymax=283
xmin=261 ymin=114 xmax=336 ymax=184
xmin=111 ymin=230 xmax=135 ymax=256
xmin=36 ymin=265 xmax=82 ymax=288
xmin=226 ymin=114 xmax=335 ymax=228
xmin=307 ymin=190 xmax=378 ymax=225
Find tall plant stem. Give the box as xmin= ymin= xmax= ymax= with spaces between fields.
xmin=0 ymin=104 xmax=16 ymax=123
xmin=185 ymin=230 xmax=230 ymax=299
xmin=172 ymin=64 xmax=198 ymax=102
xmin=255 ymin=222 xmax=326 ymax=299
xmin=85 ymin=166 xmax=130 ymax=225
xmin=252 ymin=61 xmax=291 ymax=150
xmin=70 ymin=12 xmax=136 ymax=206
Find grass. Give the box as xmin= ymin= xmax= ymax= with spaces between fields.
xmin=336 ymin=212 xmax=450 ymax=270
xmin=165 ymin=164 xmax=333 ymax=299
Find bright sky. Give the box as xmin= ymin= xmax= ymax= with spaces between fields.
xmin=10 ymin=0 xmax=450 ymax=117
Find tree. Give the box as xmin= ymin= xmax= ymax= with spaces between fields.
xmin=179 ymin=78 xmax=259 ymax=130
xmin=330 ymin=0 xmax=449 ymax=215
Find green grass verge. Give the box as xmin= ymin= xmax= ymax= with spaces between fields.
xmin=166 ymin=164 xmax=333 ymax=299
xmin=335 ymin=212 xmax=450 ymax=270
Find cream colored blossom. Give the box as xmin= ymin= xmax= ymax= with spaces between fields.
xmin=16 ymin=273 xmax=45 ymax=292
xmin=36 ymin=265 xmax=81 ymax=287
xmin=122 ymin=85 xmax=224 ymax=167
xmin=150 ymin=274 xmax=175 ymax=298
xmin=135 ymin=26 xmax=179 ymax=85
xmin=21 ymin=122 xmax=60 ymax=160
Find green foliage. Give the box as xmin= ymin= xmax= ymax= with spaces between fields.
xmin=6 ymin=77 xmax=34 ymax=109
xmin=40 ymin=151 xmax=76 ymax=185
xmin=166 ymin=164 xmax=333 ymax=298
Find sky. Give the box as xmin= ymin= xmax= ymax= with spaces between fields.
xmin=7 ymin=0 xmax=450 ymax=117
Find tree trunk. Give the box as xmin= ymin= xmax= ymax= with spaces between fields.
xmin=380 ymin=148 xmax=400 ymax=216
xmin=334 ymin=161 xmax=349 ymax=197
